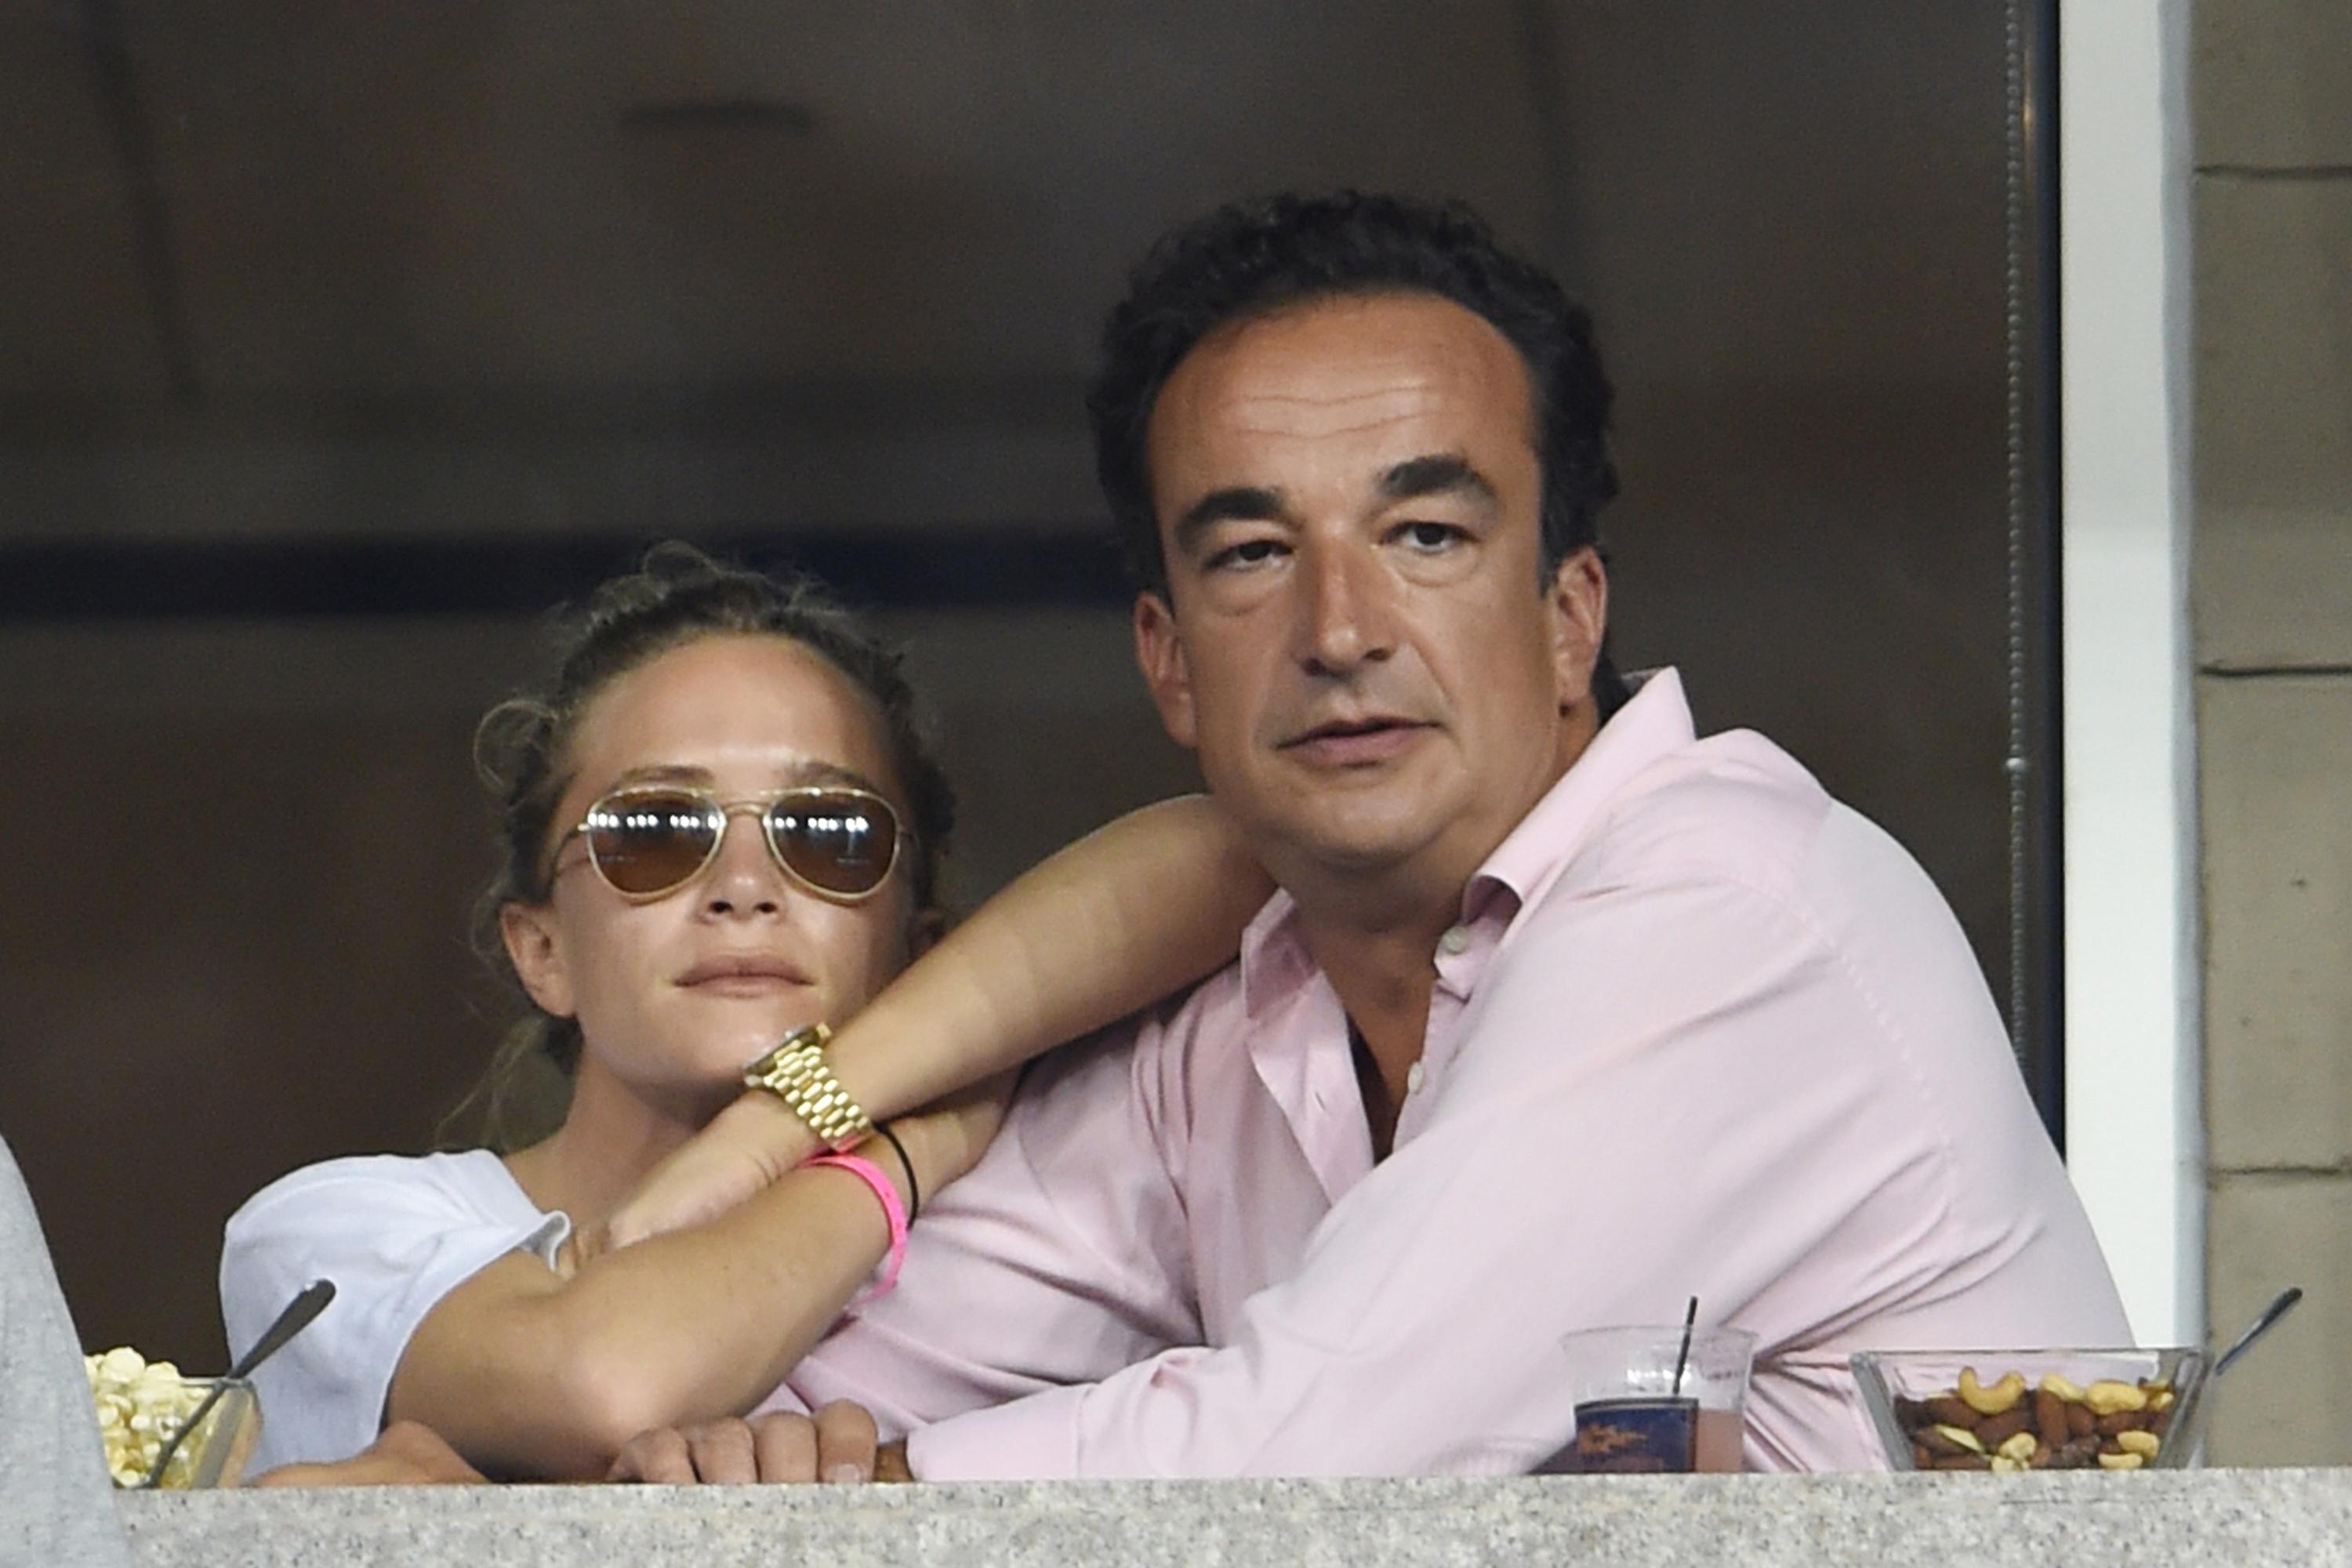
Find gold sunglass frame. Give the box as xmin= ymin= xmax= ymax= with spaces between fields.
xmin=552 ymin=783 xmax=909 ymax=906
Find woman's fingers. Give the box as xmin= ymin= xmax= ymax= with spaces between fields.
xmin=606 ymin=1426 xmax=695 ymax=1484
xmin=750 ymin=1411 xmax=819 ymax=1482
xmin=685 ymin=1417 xmax=760 ymax=1484
xmin=609 ymin=1414 xmax=841 ymax=1484
xmin=607 ymin=1418 xmax=764 ymax=1483
xmin=811 ymin=1400 xmax=880 ymax=1483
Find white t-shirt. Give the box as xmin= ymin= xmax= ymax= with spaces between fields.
xmin=218 ymin=1150 xmax=569 ymax=1471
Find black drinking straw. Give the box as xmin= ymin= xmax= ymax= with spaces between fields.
xmin=1671 ymin=1295 xmax=1700 ymax=1396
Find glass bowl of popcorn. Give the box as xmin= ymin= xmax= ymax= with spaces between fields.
xmin=85 ymin=1346 xmax=261 ymax=1489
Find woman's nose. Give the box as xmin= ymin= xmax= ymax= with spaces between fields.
xmin=699 ymin=811 xmax=787 ymax=916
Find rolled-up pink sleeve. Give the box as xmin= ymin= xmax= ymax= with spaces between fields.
xmin=910 ymin=856 xmax=2125 ymax=1478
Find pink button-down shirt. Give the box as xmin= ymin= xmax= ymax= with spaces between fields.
xmin=784 ymin=669 xmax=2128 ymax=1475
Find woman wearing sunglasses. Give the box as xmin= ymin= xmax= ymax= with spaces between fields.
xmin=219 ymin=545 xmax=1268 ymax=1480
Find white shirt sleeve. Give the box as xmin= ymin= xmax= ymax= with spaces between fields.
xmin=219 ymin=1151 xmax=568 ymax=1470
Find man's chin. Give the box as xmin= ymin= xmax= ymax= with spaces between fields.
xmin=1261 ymin=806 xmax=1450 ymax=878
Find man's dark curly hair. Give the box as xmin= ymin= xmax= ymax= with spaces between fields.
xmin=1091 ymin=187 xmax=1628 ymax=714
xmin=1086 ymin=191 xmax=1628 ymax=710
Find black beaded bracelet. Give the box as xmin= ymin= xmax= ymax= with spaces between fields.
xmin=873 ymin=1123 xmax=920 ymax=1225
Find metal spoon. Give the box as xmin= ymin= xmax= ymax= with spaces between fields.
xmin=2213 ymin=1285 xmax=2303 ymax=1380
xmin=138 ymin=1278 xmax=335 ymax=1489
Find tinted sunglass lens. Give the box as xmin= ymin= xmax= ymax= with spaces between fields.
xmin=585 ymin=793 xmax=722 ymax=895
xmin=768 ymin=794 xmax=897 ymax=895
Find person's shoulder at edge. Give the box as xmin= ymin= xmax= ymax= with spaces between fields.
xmin=224 ymin=1148 xmax=535 ymax=1239
xmin=1565 ymin=723 xmax=1843 ymax=902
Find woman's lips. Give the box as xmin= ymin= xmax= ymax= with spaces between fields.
xmin=686 ymin=975 xmax=806 ymax=999
xmin=676 ymin=955 xmax=813 ymax=995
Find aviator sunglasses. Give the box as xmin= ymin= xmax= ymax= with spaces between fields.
xmin=553 ymin=783 xmax=908 ymax=903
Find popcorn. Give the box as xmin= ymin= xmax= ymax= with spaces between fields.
xmin=84 ymin=1345 xmax=213 ymax=1488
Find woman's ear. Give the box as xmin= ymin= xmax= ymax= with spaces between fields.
xmin=907 ymin=904 xmax=952 ymax=961
xmin=499 ymin=900 xmax=575 ymax=1018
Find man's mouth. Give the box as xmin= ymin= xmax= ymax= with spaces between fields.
xmin=1280 ymin=715 xmax=1432 ymax=763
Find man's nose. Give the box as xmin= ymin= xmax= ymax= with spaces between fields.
xmin=701 ymin=812 xmax=786 ymax=916
xmin=1297 ymin=540 xmax=1394 ymax=675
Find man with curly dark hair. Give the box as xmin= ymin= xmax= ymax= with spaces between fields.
xmin=622 ymin=191 xmax=2126 ymax=1479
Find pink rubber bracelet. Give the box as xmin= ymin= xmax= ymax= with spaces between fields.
xmin=804 ymin=1152 xmax=908 ymax=1298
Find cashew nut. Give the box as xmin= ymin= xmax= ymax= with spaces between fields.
xmin=1958 ymin=1367 xmax=2027 ymax=1416
xmin=1933 ymin=1423 xmax=1987 ymax=1454
xmin=2084 ymin=1380 xmax=2149 ymax=1415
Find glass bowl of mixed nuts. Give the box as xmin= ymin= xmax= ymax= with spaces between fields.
xmin=1850 ymin=1347 xmax=2209 ymax=1472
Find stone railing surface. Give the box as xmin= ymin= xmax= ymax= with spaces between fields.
xmin=119 ymin=1469 xmax=2352 ymax=1567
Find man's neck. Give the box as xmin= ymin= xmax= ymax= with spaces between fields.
xmin=1283 ymin=695 xmax=1603 ymax=1156
xmin=1308 ymin=912 xmax=1447 ymax=1160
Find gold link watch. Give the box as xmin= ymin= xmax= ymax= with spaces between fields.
xmin=741 ymin=1023 xmax=873 ymax=1150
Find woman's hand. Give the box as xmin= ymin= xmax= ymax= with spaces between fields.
xmin=889 ymin=1071 xmax=1016 ymax=1203
xmin=581 ymin=1093 xmax=815 ymax=1261
xmin=605 ymin=1404 xmax=885 ymax=1485
xmin=250 ymin=1421 xmax=486 ymax=1488
xmin=583 ymin=1068 xmax=1011 ymax=1261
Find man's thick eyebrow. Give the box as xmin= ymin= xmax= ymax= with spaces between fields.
xmin=1173 ymin=485 xmax=1286 ymax=554
xmin=1377 ymin=454 xmax=1497 ymax=507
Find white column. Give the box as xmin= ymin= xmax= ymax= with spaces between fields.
xmin=2058 ymin=0 xmax=2203 ymax=1346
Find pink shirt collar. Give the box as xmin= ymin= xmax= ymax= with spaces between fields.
xmin=1236 ymin=667 xmax=1698 ymax=1020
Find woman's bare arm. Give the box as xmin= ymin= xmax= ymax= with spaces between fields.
xmin=389 ymin=796 xmax=1264 ymax=1475
xmin=388 ymin=1145 xmax=922 ymax=1479
xmin=597 ymin=794 xmax=1268 ymax=1250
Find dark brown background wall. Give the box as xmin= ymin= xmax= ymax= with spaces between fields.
xmin=0 ymin=2 xmax=2028 ymax=1370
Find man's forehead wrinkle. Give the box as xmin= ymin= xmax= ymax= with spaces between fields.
xmin=1214 ymin=382 xmax=1446 ymax=441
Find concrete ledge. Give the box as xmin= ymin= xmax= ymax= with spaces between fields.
xmin=120 ymin=1471 xmax=2352 ymax=1567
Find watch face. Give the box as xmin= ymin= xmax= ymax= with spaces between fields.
xmin=743 ymin=1022 xmax=829 ymax=1079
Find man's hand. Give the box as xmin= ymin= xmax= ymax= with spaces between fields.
xmin=249 ymin=1421 xmax=486 ymax=1487
xmin=585 ymin=1094 xmax=810 ymax=1259
xmin=604 ymin=1403 xmax=886 ymax=1484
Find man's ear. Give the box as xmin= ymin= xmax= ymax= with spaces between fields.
xmin=499 ymin=900 xmax=575 ymax=1019
xmin=1548 ymin=545 xmax=1610 ymax=710
xmin=1132 ymin=590 xmax=1198 ymax=750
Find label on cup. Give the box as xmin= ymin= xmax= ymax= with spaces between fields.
xmin=1570 ymin=1396 xmax=1698 ymax=1473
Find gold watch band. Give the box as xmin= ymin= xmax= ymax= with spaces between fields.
xmin=742 ymin=1023 xmax=873 ymax=1150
